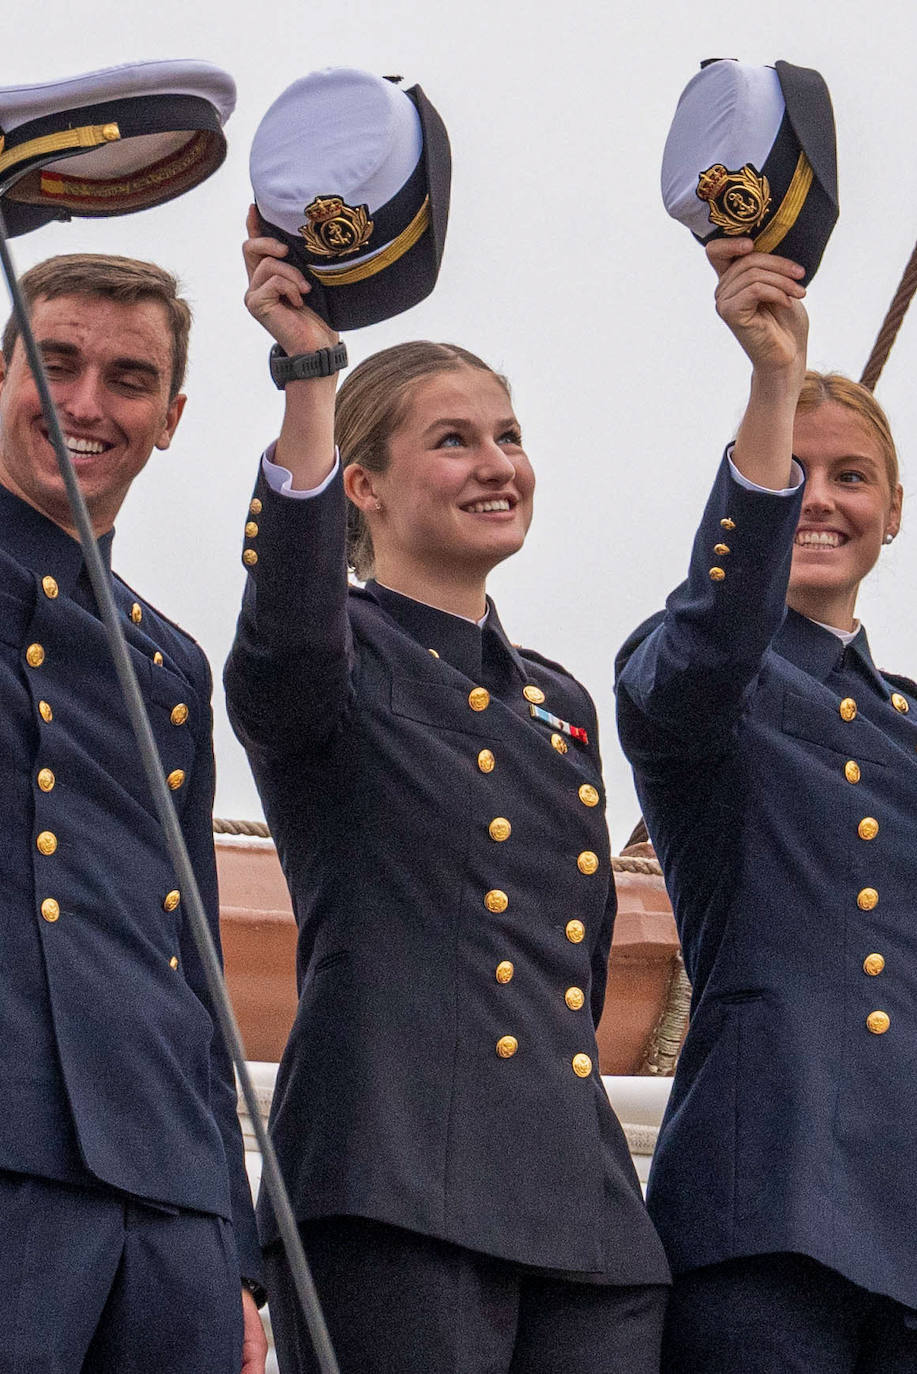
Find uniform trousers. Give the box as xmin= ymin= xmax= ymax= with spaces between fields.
xmin=661 ymin=1252 xmax=917 ymax=1373
xmin=265 ymin=1215 xmax=668 ymax=1374
xmin=0 ymin=1170 xmax=243 ymax=1374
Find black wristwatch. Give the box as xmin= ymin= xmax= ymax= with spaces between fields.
xmin=269 ymin=341 xmax=348 ymax=388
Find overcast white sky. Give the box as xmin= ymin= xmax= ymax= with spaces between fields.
xmin=6 ymin=0 xmax=917 ymax=849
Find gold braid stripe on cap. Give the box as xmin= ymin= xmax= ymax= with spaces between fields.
xmin=0 ymin=122 xmax=121 ymax=178
xmin=309 ymin=196 xmax=430 ymax=286
xmin=754 ymin=150 xmax=814 ymax=255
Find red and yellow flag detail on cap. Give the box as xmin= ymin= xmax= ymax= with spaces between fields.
xmin=529 ymin=703 xmax=589 ymax=744
xmin=696 ymin=163 xmax=771 ymax=236
xmin=299 ymin=195 xmax=374 ymax=258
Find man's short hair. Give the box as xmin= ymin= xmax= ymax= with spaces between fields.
xmin=1 ymin=253 xmax=192 ymax=398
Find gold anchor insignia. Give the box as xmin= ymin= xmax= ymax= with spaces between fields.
xmin=299 ymin=195 xmax=374 ymax=258
xmin=696 ymin=163 xmax=772 ymax=236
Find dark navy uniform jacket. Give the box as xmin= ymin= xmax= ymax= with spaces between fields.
xmin=616 ymin=453 xmax=917 ymax=1309
xmin=0 ymin=483 xmax=259 ymax=1279
xmin=225 ymin=467 xmax=669 ymax=1282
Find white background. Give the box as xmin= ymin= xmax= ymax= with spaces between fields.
xmin=5 ymin=0 xmax=916 ymax=849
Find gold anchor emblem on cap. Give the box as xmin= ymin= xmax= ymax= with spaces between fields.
xmin=696 ymin=163 xmax=772 ymax=236
xmin=300 ymin=195 xmax=374 ymax=258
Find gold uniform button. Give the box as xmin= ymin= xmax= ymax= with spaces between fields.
xmin=495 ymin=961 xmax=514 ymax=984
xmin=713 ymin=543 xmax=731 ymax=557
xmin=245 ymin=521 xmax=259 ymax=538
xmin=484 ymin=889 xmax=508 ymax=914
xmin=468 ymin=687 xmax=490 ymax=711
xmin=857 ymin=888 xmax=879 ymax=912
xmin=249 ymin=497 xmax=263 ymax=516
xmin=857 ymin=817 xmax=879 ymax=841
xmin=867 ymin=1011 xmax=890 ymax=1035
xmin=242 ymin=549 xmax=258 ymax=567
xmin=709 ymin=567 xmax=725 ymax=582
xmin=891 ymin=692 xmax=909 ymax=714
xmin=163 ymin=890 xmax=181 ymax=913
xmin=489 ymin=817 xmax=512 ymax=842
xmin=551 ymin=733 xmax=568 ymax=754
xmin=131 ymin=603 xmax=143 ymax=624
xmin=101 ymin=123 xmax=119 ymax=141
xmin=42 ymin=575 xmax=59 ymax=599
xmin=845 ymin=760 xmax=861 ymax=784
xmin=153 ymin=652 xmax=164 ymax=666
xmin=565 ymin=986 xmax=585 ymax=1011
xmin=523 ymin=685 xmax=545 ymax=705
xmin=37 ymin=768 xmax=55 ymax=792
xmin=170 ymin=703 xmax=189 ymax=727
xmin=38 ymin=700 xmax=53 ymax=723
xmin=26 ymin=644 xmax=45 ymax=668
xmin=863 ymin=953 xmax=885 ymax=977
xmin=41 ymin=898 xmax=60 ymax=923
xmin=572 ymin=1053 xmax=592 ymax=1078
xmin=477 ymin=749 xmax=495 ymax=774
xmin=167 ymin=769 xmax=186 ymax=791
xmin=169 ymin=956 xmax=179 ymax=970
xmin=565 ymin=919 xmax=585 ymax=944
xmin=720 ymin=517 xmax=736 ymax=530
xmin=577 ymin=850 xmax=599 ymax=875
xmin=578 ymin=783 xmax=599 ymax=807
xmin=496 ymin=1035 xmax=518 ymax=1059
xmin=428 ymin=648 xmax=440 ymax=658
xmin=36 ymin=831 xmax=58 ymax=856
xmin=839 ymin=697 xmax=857 ymax=722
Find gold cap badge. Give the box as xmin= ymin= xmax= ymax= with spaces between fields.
xmin=696 ymin=163 xmax=771 ymax=236
xmin=300 ymin=195 xmax=374 ymax=258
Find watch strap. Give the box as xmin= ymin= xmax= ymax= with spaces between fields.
xmin=269 ymin=341 xmax=348 ymax=388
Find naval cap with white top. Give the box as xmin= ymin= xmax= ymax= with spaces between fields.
xmin=250 ymin=67 xmax=451 ymax=330
xmin=0 ymin=59 xmax=236 ymax=238
xmin=661 ymin=58 xmax=839 ymax=284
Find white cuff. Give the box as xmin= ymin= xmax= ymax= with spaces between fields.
xmin=727 ymin=445 xmax=804 ymax=496
xmin=261 ymin=443 xmax=340 ymax=498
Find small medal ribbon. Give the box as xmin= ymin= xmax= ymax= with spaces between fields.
xmin=529 ymin=703 xmax=589 ymax=743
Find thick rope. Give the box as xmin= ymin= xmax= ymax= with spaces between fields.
xmin=213 ymin=816 xmax=271 ymax=838
xmin=860 ymin=239 xmax=917 ymax=391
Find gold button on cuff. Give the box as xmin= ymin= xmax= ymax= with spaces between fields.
xmin=857 ymin=817 xmax=879 ymax=841
xmin=245 ymin=521 xmax=259 ymax=539
xmin=485 ymin=889 xmax=508 ymax=914
xmin=523 ymin=685 xmax=545 ymax=705
xmin=572 ymin=1053 xmax=592 ymax=1078
xmin=845 ymin=760 xmax=861 ymax=784
xmin=170 ymin=703 xmax=189 ymax=727
xmin=249 ymin=498 xmax=263 ymax=516
xmin=36 ymin=831 xmax=58 ymax=856
xmin=428 ymin=648 xmax=440 ymax=658
xmin=565 ymin=919 xmax=585 ymax=944
xmin=41 ymin=898 xmax=60 ymax=923
xmin=169 ymin=956 xmax=179 ymax=970
xmin=578 ymin=783 xmax=599 ymax=807
xmin=489 ymin=817 xmax=512 ymax=842
xmin=37 ymin=768 xmax=55 ymax=792
xmin=26 ymin=644 xmax=45 ymax=668
xmin=839 ymin=698 xmax=857 ymax=722
xmin=720 ymin=517 xmax=736 ymax=530
xmin=577 ymin=850 xmax=599 ymax=875
xmin=153 ymin=652 xmax=164 ymax=666
xmin=242 ymin=549 xmax=258 ymax=567
xmin=857 ymin=888 xmax=879 ymax=912
xmin=709 ymin=567 xmax=725 ymax=582
xmin=167 ymin=769 xmax=186 ymax=791
xmin=131 ymin=603 xmax=143 ymax=625
xmin=496 ymin=1035 xmax=518 ymax=1059
xmin=866 ymin=1011 xmax=890 ymax=1035
xmin=863 ymin=953 xmax=885 ymax=977
xmin=468 ymin=687 xmax=490 ymax=711
xmin=713 ymin=543 xmax=731 ymax=557
xmin=891 ymin=692 xmax=909 ymax=713
xmin=477 ymin=749 xmax=495 ymax=774
xmin=38 ymin=700 xmax=53 ymax=723
xmin=551 ymin=733 xmax=568 ymax=754
xmin=163 ymin=889 xmax=181 ymax=913
xmin=565 ymin=986 xmax=585 ymax=1011
xmin=495 ymin=961 xmax=514 ymax=984
xmin=42 ymin=575 xmax=58 ymax=599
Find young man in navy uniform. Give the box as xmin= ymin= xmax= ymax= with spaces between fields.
xmin=0 ymin=253 xmax=266 ymax=1374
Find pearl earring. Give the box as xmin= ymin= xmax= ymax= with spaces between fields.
xmin=884 ymin=533 xmax=895 ymax=545
xmin=374 ymin=500 xmax=383 ymax=512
